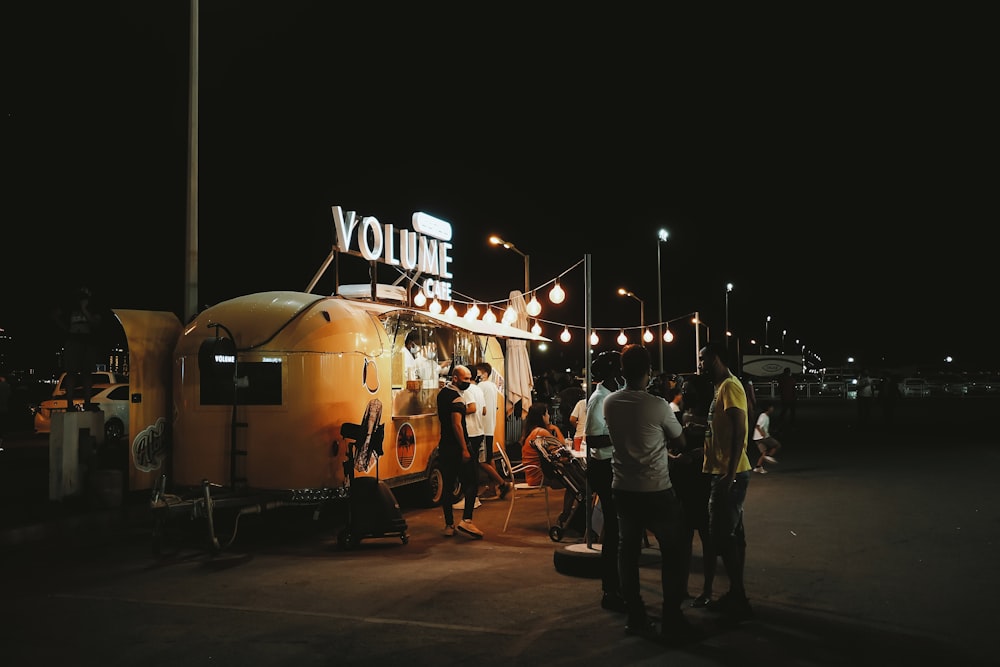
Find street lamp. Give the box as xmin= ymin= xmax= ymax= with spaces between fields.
xmin=617 ymin=288 xmax=646 ymax=343
xmin=781 ymin=329 xmax=787 ymax=353
xmin=765 ymin=315 xmax=771 ymax=350
xmin=488 ymin=235 xmax=530 ymax=295
xmin=655 ymin=229 xmax=669 ymax=373
xmin=725 ymin=282 xmax=733 ymax=350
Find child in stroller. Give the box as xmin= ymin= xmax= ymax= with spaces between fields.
xmin=521 ymin=402 xmax=589 ymax=541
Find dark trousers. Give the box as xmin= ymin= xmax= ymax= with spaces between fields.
xmin=614 ymin=487 xmax=685 ymax=622
xmin=440 ymin=441 xmax=481 ymax=526
xmin=587 ymin=457 xmax=620 ymax=597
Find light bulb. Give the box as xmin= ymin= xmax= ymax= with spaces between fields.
xmin=429 ymin=298 xmax=442 ymax=314
xmin=643 ymin=328 xmax=653 ymax=343
xmin=531 ymin=320 xmax=542 ymax=336
xmin=560 ymin=327 xmax=571 ymax=343
xmin=413 ymin=291 xmax=427 ymax=307
xmin=617 ymin=330 xmax=628 ymax=346
xmin=445 ymin=302 xmax=457 ymax=318
xmin=590 ymin=331 xmax=599 ymax=346
xmin=464 ymin=303 xmax=480 ymax=320
xmin=526 ymin=295 xmax=542 ymax=317
xmin=664 ymin=328 xmax=674 ymax=343
xmin=483 ymin=307 xmax=497 ymax=323
xmin=549 ymin=281 xmax=565 ymax=304
xmin=502 ymin=304 xmax=516 ymax=325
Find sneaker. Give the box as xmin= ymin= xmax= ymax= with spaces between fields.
xmin=442 ymin=525 xmax=455 ymax=537
xmin=624 ymin=617 xmax=656 ymax=637
xmin=601 ymin=593 xmax=628 ymax=612
xmin=690 ymin=594 xmax=712 ymax=608
xmin=456 ymin=519 xmax=484 ymax=539
xmin=498 ymin=481 xmax=512 ymax=500
xmin=753 ymin=466 xmax=768 ymax=474
xmin=763 ymin=455 xmax=778 ymax=464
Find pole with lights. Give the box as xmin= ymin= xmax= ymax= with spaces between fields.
xmin=655 ymin=229 xmax=669 ymax=373
xmin=725 ymin=283 xmax=733 ymax=350
xmin=765 ymin=315 xmax=771 ymax=351
xmin=617 ymin=288 xmax=647 ymax=343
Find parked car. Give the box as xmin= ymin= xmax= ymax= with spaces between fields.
xmin=47 ymin=371 xmax=127 ymax=400
xmin=31 ymin=383 xmax=131 ymax=441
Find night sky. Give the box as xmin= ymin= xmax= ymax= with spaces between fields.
xmin=5 ymin=3 xmax=995 ymax=374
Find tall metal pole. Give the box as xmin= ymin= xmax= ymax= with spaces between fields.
xmin=656 ymin=229 xmax=668 ymax=373
xmin=725 ymin=283 xmax=733 ymax=350
xmin=584 ymin=254 xmax=593 ymax=549
xmin=184 ymin=0 xmax=199 ymax=322
xmin=694 ymin=310 xmax=701 ymax=373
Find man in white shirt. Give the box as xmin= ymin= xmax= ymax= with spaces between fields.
xmin=474 ymin=363 xmax=511 ymax=499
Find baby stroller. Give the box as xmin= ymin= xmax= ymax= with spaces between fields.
xmin=530 ymin=435 xmax=589 ymax=542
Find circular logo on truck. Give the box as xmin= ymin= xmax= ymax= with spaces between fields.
xmin=396 ymin=422 xmax=415 ymax=469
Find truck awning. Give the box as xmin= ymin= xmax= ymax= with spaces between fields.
xmin=340 ymin=297 xmax=551 ymax=342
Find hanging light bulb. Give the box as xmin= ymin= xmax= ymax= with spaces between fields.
xmin=526 ymin=294 xmax=542 ymax=317
xmin=560 ymin=326 xmax=572 ymax=343
xmin=444 ymin=302 xmax=457 ymax=318
xmin=502 ymin=304 xmax=516 ymax=325
xmin=664 ymin=326 xmax=674 ymax=343
xmin=413 ymin=290 xmax=427 ymax=307
xmin=531 ymin=320 xmax=542 ymax=336
xmin=590 ymin=331 xmax=599 ymax=346
xmin=464 ymin=302 xmax=480 ymax=320
xmin=429 ymin=298 xmax=442 ymax=314
xmin=617 ymin=329 xmax=628 ymax=346
xmin=549 ymin=281 xmax=565 ymax=304
xmin=643 ymin=328 xmax=654 ymax=343
xmin=483 ymin=307 xmax=497 ymax=323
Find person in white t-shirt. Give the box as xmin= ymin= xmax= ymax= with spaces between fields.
xmin=752 ymin=401 xmax=781 ymax=474
xmin=474 ymin=363 xmax=512 ymax=499
xmin=569 ymin=397 xmax=587 ymax=444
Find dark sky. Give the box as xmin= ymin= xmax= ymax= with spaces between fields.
xmin=5 ymin=3 xmax=995 ymax=374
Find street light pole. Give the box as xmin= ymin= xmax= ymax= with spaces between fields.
xmin=617 ymin=288 xmax=645 ymax=340
xmin=489 ymin=235 xmax=529 ymax=295
xmin=725 ymin=282 xmax=733 ymax=350
xmin=656 ymin=229 xmax=668 ymax=373
xmin=765 ymin=315 xmax=771 ymax=351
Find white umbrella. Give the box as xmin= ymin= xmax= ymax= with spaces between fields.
xmin=505 ymin=290 xmax=533 ymax=419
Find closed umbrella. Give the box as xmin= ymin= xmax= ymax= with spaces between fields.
xmin=505 ymin=290 xmax=533 ymax=419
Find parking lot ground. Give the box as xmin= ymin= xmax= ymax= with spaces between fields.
xmin=1 ymin=398 xmax=997 ymax=665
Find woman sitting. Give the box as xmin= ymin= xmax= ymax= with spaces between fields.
xmin=521 ymin=402 xmax=577 ymax=526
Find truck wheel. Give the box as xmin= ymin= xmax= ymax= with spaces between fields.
xmin=421 ymin=457 xmax=463 ymax=507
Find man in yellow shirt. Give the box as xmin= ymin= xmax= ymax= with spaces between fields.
xmin=699 ymin=341 xmax=754 ymax=625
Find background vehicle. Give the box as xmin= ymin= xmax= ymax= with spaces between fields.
xmin=48 ymin=371 xmax=127 ymax=400
xmin=31 ymin=383 xmax=131 ymax=441
xmin=900 ymin=377 xmax=930 ymax=398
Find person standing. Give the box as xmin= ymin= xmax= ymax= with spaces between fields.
xmin=436 ymin=365 xmax=483 ymax=539
xmin=776 ymin=367 xmax=797 ymax=426
xmin=752 ymin=401 xmax=781 ymax=474
xmin=569 ymin=394 xmax=587 ymax=446
xmin=52 ymin=287 xmax=102 ymax=410
xmin=604 ymin=344 xmax=701 ymax=645
xmin=584 ymin=351 xmax=626 ymax=614
xmin=0 ymin=375 xmax=11 ymax=446
xmin=857 ymin=368 xmax=875 ymax=426
xmin=699 ymin=341 xmax=754 ymax=624
xmin=474 ymin=362 xmax=511 ymax=499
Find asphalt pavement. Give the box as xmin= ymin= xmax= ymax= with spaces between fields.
xmin=1 ymin=397 xmax=997 ymax=666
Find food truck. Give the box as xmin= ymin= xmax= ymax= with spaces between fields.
xmin=106 ymin=207 xmax=547 ymax=551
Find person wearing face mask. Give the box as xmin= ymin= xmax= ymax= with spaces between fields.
xmin=437 ymin=364 xmax=484 ymax=539
xmin=403 ymin=331 xmax=435 ymax=388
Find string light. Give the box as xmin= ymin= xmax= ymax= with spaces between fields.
xmin=617 ymin=329 xmax=628 ymax=346
xmin=483 ymin=307 xmax=497 ymax=323
xmin=531 ymin=320 xmax=542 ymax=336
xmin=429 ymin=298 xmax=442 ymax=314
xmin=464 ymin=302 xmax=480 ymax=320
xmin=664 ymin=326 xmax=674 ymax=342
xmin=643 ymin=328 xmax=654 ymax=343
xmin=549 ymin=281 xmax=565 ymax=304
xmin=413 ymin=291 xmax=427 ymax=307
xmin=526 ymin=294 xmax=542 ymax=317
xmin=444 ymin=302 xmax=457 ymax=318
xmin=590 ymin=331 xmax=599 ymax=346
xmin=502 ymin=304 xmax=517 ymax=325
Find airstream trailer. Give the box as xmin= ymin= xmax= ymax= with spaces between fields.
xmin=145 ymin=289 xmax=543 ymax=550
